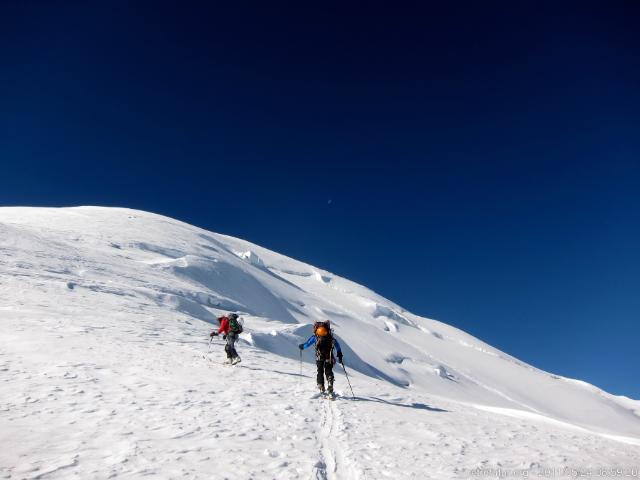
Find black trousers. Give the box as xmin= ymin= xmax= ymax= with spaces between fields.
xmin=224 ymin=332 xmax=239 ymax=359
xmin=316 ymin=359 xmax=334 ymax=387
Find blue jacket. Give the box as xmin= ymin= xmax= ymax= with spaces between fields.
xmin=302 ymin=334 xmax=342 ymax=360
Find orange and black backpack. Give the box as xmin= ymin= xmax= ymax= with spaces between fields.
xmin=314 ymin=320 xmax=333 ymax=360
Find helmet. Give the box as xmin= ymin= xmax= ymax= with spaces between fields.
xmin=315 ymin=325 xmax=329 ymax=337
xmin=228 ymin=313 xmax=238 ymax=320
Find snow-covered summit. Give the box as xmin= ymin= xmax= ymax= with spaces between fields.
xmin=2 ymin=207 xmax=639 ymax=479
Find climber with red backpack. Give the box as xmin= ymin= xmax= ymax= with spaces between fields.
xmin=298 ymin=320 xmax=343 ymax=397
xmin=210 ymin=313 xmax=244 ymax=364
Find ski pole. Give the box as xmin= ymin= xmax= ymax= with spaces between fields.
xmin=340 ymin=361 xmax=355 ymax=399
xmin=298 ymin=348 xmax=302 ymax=390
xmin=207 ymin=335 xmax=214 ymax=353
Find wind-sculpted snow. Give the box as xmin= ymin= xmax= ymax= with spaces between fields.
xmin=1 ymin=206 xmax=639 ymax=479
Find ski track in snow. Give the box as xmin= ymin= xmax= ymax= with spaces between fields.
xmin=1 ymin=207 xmax=640 ymax=480
xmin=313 ymin=401 xmax=333 ymax=480
xmin=313 ymin=399 xmax=361 ymax=480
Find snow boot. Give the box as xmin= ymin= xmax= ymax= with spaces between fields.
xmin=317 ymin=383 xmax=325 ymax=394
xmin=232 ymin=356 xmax=242 ymax=365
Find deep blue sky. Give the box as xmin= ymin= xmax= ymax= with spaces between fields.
xmin=2 ymin=2 xmax=639 ymax=397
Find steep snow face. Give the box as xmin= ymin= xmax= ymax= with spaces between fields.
xmin=1 ymin=207 xmax=640 ymax=479
xmin=0 ymin=207 xmax=638 ymax=437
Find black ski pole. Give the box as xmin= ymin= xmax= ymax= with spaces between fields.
xmin=340 ymin=361 xmax=355 ymax=399
xmin=298 ymin=348 xmax=303 ymax=390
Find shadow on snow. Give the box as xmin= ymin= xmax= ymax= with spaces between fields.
xmin=343 ymin=396 xmax=449 ymax=412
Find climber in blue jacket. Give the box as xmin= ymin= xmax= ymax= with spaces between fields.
xmin=298 ymin=320 xmax=343 ymax=395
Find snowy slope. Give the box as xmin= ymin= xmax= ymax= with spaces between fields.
xmin=1 ymin=206 xmax=639 ymax=480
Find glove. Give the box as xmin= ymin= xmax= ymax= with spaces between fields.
xmin=210 ymin=331 xmax=218 ymax=337
xmin=337 ymin=352 xmax=343 ymax=363
xmin=223 ymin=334 xmax=227 ymax=340
xmin=298 ymin=343 xmax=304 ymax=350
